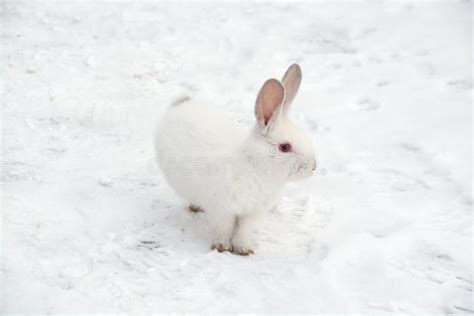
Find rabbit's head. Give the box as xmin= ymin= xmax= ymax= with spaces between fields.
xmin=248 ymin=64 xmax=317 ymax=181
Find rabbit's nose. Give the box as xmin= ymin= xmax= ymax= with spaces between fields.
xmin=311 ymin=160 xmax=317 ymax=171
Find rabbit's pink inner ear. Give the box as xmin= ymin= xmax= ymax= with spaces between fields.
xmin=255 ymin=79 xmax=285 ymax=126
xmin=281 ymin=63 xmax=302 ymax=110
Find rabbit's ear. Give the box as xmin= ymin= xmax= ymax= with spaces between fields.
xmin=281 ymin=63 xmax=302 ymax=111
xmin=255 ymin=79 xmax=285 ymax=127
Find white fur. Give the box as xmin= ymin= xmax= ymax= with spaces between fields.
xmin=154 ymin=64 xmax=316 ymax=254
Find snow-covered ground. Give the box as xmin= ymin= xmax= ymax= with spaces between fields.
xmin=1 ymin=1 xmax=472 ymax=313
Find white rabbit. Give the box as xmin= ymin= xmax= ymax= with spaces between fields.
xmin=154 ymin=64 xmax=316 ymax=255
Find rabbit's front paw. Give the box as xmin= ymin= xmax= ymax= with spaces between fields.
xmin=211 ymin=241 xmax=232 ymax=252
xmin=233 ymin=246 xmax=254 ymax=256
xmin=232 ymin=241 xmax=255 ymax=256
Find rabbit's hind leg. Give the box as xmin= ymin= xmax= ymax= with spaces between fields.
xmin=189 ymin=204 xmax=204 ymax=213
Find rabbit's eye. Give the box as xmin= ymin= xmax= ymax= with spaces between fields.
xmin=278 ymin=143 xmax=292 ymax=153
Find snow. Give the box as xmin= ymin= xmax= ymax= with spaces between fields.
xmin=1 ymin=1 xmax=472 ymax=313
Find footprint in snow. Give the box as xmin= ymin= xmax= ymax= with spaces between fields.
xmin=352 ymin=97 xmax=381 ymax=111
